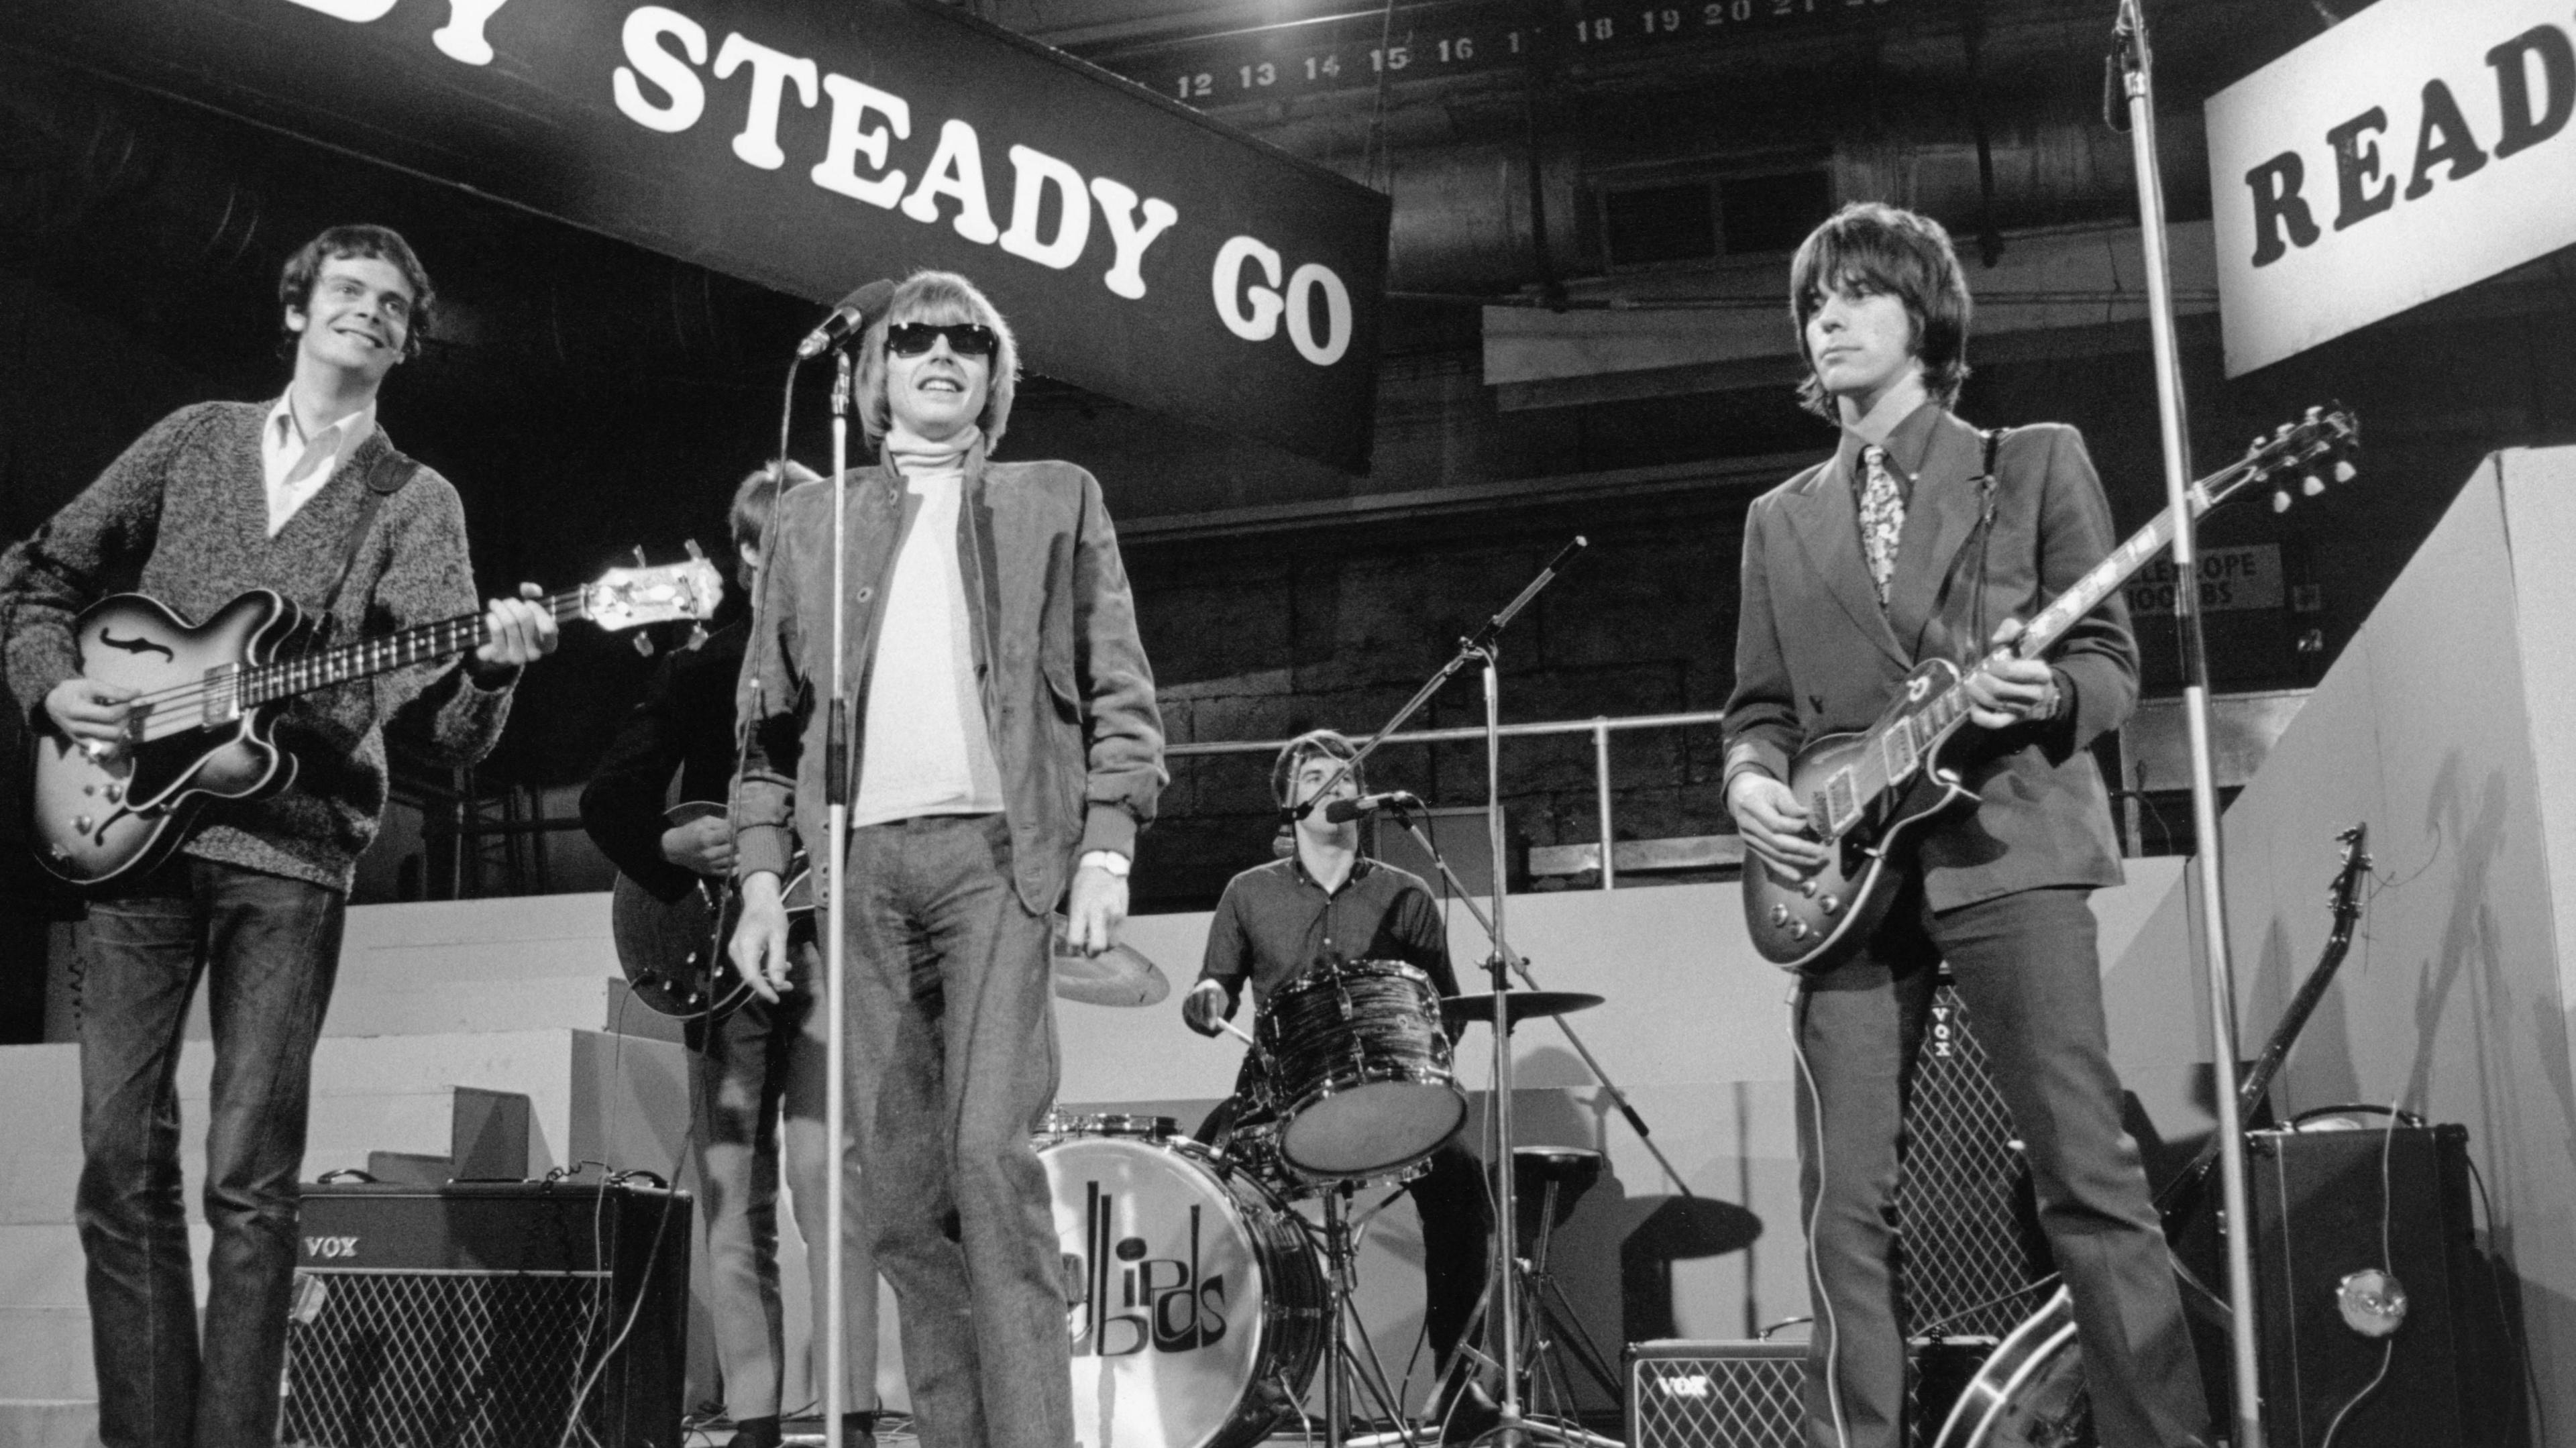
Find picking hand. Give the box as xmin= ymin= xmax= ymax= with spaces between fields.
xmin=728 ymin=872 xmax=796 ymax=1003
xmin=661 ymin=814 xmax=735 ymax=877
xmin=1962 ymin=618 xmax=2061 ymax=730
xmin=46 ymin=677 xmax=138 ymax=748
xmin=1727 ymin=771 xmax=1830 ymax=877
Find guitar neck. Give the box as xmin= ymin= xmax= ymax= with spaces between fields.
xmin=244 ymin=589 xmax=588 ymax=704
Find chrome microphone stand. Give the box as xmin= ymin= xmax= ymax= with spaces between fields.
xmin=821 ymin=347 xmax=856 ymax=1448
xmin=2111 ymin=3 xmax=2260 ymax=1441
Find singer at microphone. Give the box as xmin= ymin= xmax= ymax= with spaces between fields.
xmin=1323 ymin=789 xmax=1421 ymax=824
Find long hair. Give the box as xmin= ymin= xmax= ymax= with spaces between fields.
xmin=1788 ymin=203 xmax=1972 ymax=420
xmin=278 ymin=225 xmax=435 ymax=359
xmin=854 ymin=270 xmax=1022 ymax=453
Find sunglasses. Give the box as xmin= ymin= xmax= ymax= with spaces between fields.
xmin=885 ymin=321 xmax=1000 ymax=359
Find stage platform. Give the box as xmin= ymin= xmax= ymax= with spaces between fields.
xmin=9 ymin=447 xmax=2576 ymax=1446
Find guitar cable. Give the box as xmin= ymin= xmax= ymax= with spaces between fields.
xmin=2314 ymin=1099 xmax=2405 ymax=1448
xmin=1786 ymin=985 xmax=1855 ymax=1448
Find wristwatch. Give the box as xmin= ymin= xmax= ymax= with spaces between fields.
xmin=1078 ymin=850 xmax=1131 ymax=878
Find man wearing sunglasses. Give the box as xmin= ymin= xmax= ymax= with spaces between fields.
xmin=730 ymin=271 xmax=1165 ymax=1448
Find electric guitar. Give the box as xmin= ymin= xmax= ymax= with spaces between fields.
xmin=1931 ymin=824 xmax=2374 ymax=1448
xmin=1741 ymin=406 xmax=2359 ymax=972
xmin=29 ymin=557 xmax=722 ymax=887
xmin=608 ymin=800 xmax=811 ymax=1022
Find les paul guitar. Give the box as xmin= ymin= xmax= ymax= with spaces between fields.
xmin=31 ymin=557 xmax=722 ymax=887
xmin=1743 ymin=406 xmax=2359 ymax=972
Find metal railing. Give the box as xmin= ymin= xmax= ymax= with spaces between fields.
xmin=1166 ymin=708 xmax=1731 ymax=888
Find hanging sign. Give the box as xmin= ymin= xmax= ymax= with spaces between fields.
xmin=2206 ymin=0 xmax=2576 ymax=376
xmin=5 ymin=0 xmax=1391 ymax=469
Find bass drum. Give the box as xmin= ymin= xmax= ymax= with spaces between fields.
xmin=1044 ymin=1130 xmax=1326 ymax=1448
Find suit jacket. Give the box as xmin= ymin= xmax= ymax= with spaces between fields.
xmin=1721 ymin=406 xmax=2137 ymax=910
xmin=733 ymin=447 xmax=1165 ymax=917
xmin=580 ymin=618 xmax=747 ymax=904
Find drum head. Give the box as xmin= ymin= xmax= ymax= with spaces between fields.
xmin=1045 ymin=1136 xmax=1285 ymax=1448
xmin=1279 ymin=1081 xmax=1466 ymax=1177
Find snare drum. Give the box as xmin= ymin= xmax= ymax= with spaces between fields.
xmin=1044 ymin=1129 xmax=1325 ymax=1448
xmin=1256 ymin=958 xmax=1467 ymax=1180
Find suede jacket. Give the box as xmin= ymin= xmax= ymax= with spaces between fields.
xmin=731 ymin=451 xmax=1165 ymax=915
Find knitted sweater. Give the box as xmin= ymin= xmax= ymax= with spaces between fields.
xmin=0 ymin=400 xmax=515 ymax=891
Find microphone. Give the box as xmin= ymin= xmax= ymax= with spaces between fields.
xmin=795 ymin=279 xmax=896 ymax=359
xmin=1323 ymin=790 xmax=1421 ymax=824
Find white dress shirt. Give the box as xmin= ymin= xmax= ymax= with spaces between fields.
xmin=259 ymin=394 xmax=376 ymax=537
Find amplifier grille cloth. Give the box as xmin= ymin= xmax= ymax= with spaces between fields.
xmin=283 ymin=1271 xmax=611 ymax=1448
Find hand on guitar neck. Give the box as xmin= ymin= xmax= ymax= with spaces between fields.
xmin=1729 ymin=617 xmax=2061 ymax=881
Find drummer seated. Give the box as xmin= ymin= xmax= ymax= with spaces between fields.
xmin=1184 ymin=729 xmax=1500 ymax=1441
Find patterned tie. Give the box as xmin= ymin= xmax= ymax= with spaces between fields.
xmin=1858 ymin=444 xmax=1905 ymax=607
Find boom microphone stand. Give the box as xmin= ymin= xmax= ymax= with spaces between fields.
xmin=2110 ymin=3 xmax=2261 ymax=1442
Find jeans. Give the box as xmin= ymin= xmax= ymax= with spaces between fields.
xmin=694 ymin=944 xmax=881 ymax=1418
xmin=837 ymin=814 xmax=1071 ymax=1448
xmin=74 ymin=856 xmax=347 ymax=1448
xmin=1792 ymin=885 xmax=2208 ymax=1448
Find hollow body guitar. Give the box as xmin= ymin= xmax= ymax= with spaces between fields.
xmin=30 ymin=558 xmax=720 ymax=888
xmin=1741 ymin=408 xmax=2358 ymax=972
xmin=1931 ymin=824 xmax=2373 ymax=1448
xmin=609 ymin=800 xmax=812 ymax=1023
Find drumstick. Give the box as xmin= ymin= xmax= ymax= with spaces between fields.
xmin=1216 ymin=1018 xmax=1256 ymax=1048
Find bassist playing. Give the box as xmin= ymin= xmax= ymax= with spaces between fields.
xmin=1720 ymin=203 xmax=2208 ymax=1448
xmin=0 ymin=225 xmax=556 ymax=1448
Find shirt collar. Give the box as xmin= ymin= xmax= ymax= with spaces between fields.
xmin=1832 ymin=400 xmax=1945 ymax=490
xmin=1291 ymin=851 xmax=1376 ymax=892
xmin=268 ymin=393 xmax=377 ymax=457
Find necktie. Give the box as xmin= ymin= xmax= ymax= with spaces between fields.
xmin=1858 ymin=444 xmax=1904 ymax=606
xmin=283 ymin=419 xmax=347 ymax=488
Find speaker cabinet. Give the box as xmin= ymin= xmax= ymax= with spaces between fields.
xmin=283 ymin=1180 xmax=692 ymax=1448
xmin=1626 ymin=1337 xmax=1988 ymax=1448
xmin=2245 ymin=1124 xmax=2525 ymax=1448
xmin=1896 ymin=975 xmax=2049 ymax=1338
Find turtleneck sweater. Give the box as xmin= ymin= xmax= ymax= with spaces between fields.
xmin=852 ymin=423 xmax=1006 ymax=826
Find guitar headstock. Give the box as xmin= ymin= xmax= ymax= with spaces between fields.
xmin=2330 ymin=822 xmax=2371 ymax=927
xmin=582 ymin=556 xmax=724 ymax=632
xmin=2200 ymin=405 xmax=2360 ymax=516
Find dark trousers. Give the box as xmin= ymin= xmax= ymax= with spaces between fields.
xmin=837 ymin=814 xmax=1071 ymax=1448
xmin=1199 ymin=1073 xmax=1492 ymax=1372
xmin=74 ymin=856 xmax=347 ymax=1448
xmin=692 ymin=945 xmax=880 ymax=1420
xmin=1793 ymin=885 xmax=2207 ymax=1448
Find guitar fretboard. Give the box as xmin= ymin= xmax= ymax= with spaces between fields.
xmin=241 ymin=590 xmax=587 ymax=705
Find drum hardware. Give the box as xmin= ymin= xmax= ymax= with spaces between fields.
xmin=1509 ymin=1149 xmax=1623 ymax=1416
xmin=1259 ymin=959 xmax=1468 ymax=1182
xmin=1310 ymin=1180 xmax=1429 ymax=1448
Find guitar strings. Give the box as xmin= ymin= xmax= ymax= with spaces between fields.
xmin=98 ymin=592 xmax=593 ymax=744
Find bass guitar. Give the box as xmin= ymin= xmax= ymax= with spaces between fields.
xmin=30 ymin=557 xmax=722 ymax=887
xmin=608 ymin=800 xmax=810 ymax=1022
xmin=1743 ymin=407 xmax=2359 ymax=972
xmin=1931 ymin=823 xmax=2374 ymax=1448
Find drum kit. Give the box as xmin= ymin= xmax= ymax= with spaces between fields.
xmin=1039 ymin=954 xmax=1611 ymax=1448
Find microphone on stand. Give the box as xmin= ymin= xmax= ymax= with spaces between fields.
xmin=795 ymin=279 xmax=896 ymax=359
xmin=1323 ymin=790 xmax=1423 ymax=824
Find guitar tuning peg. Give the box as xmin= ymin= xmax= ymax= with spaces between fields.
xmin=633 ymin=634 xmax=656 ymax=658
xmin=632 ymin=547 xmax=647 ymax=567
xmin=2302 ymin=474 xmax=2326 ymax=496
xmin=2273 ymin=421 xmax=2295 ymax=439
xmin=2333 ymin=459 xmax=2357 ymax=482
xmin=684 ymin=538 xmax=707 ymax=561
xmin=2304 ymin=405 xmax=2322 ymax=423
xmin=2273 ymin=489 xmax=2293 ymax=513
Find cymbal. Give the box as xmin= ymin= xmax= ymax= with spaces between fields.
xmin=1440 ymin=990 xmax=1603 ymax=1029
xmin=1050 ymin=917 xmax=1171 ymax=1007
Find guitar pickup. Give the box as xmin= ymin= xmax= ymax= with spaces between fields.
xmin=1880 ymin=719 xmax=1919 ymax=780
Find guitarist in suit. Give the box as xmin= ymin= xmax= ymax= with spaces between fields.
xmin=1720 ymin=203 xmax=2207 ymax=1448
xmin=0 ymin=224 xmax=557 ymax=1448
xmin=578 ymin=461 xmax=881 ymax=1448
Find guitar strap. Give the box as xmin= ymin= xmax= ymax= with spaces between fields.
xmin=313 ymin=437 xmax=419 ymax=641
xmin=1921 ymin=426 xmax=2008 ymax=665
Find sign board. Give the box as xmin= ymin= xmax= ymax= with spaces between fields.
xmin=2121 ymin=544 xmax=2283 ymax=617
xmin=4 ymin=0 xmax=1391 ymax=469
xmin=2206 ymin=0 xmax=2576 ymax=376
